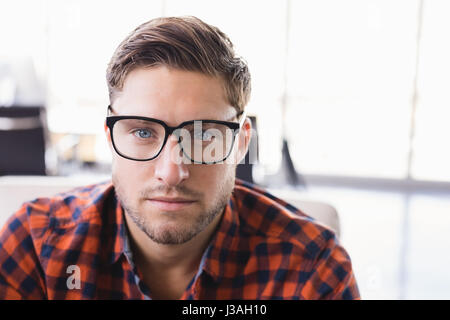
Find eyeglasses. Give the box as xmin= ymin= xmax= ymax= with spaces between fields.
xmin=106 ymin=106 xmax=246 ymax=164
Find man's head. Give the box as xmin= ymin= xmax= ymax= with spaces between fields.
xmin=105 ymin=16 xmax=252 ymax=245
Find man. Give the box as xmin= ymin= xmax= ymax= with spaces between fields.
xmin=0 ymin=16 xmax=360 ymax=299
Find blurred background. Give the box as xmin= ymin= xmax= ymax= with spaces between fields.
xmin=0 ymin=0 xmax=449 ymax=299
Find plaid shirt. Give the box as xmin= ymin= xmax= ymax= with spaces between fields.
xmin=0 ymin=179 xmax=360 ymax=299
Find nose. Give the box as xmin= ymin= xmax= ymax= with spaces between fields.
xmin=153 ymin=134 xmax=189 ymax=187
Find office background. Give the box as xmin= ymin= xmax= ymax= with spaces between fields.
xmin=0 ymin=0 xmax=449 ymax=299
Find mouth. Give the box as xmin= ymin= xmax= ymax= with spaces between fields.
xmin=146 ymin=197 xmax=197 ymax=211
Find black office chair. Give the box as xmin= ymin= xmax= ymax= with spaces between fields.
xmin=235 ymin=115 xmax=306 ymax=188
xmin=0 ymin=106 xmax=46 ymax=176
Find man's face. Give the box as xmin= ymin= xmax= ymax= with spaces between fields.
xmin=107 ymin=66 xmax=248 ymax=245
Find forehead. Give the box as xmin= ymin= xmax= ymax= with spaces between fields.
xmin=112 ymin=66 xmax=236 ymax=125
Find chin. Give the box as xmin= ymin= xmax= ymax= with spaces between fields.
xmin=145 ymin=222 xmax=200 ymax=245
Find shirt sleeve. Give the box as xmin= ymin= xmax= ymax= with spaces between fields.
xmin=0 ymin=204 xmax=49 ymax=299
xmin=298 ymin=233 xmax=361 ymax=300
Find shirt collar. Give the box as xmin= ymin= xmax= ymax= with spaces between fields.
xmin=200 ymin=194 xmax=241 ymax=283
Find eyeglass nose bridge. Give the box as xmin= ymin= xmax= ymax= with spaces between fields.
xmin=165 ymin=124 xmax=184 ymax=142
xmin=156 ymin=124 xmax=192 ymax=163
xmin=162 ymin=123 xmax=193 ymax=152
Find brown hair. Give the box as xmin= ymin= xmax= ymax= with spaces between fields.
xmin=106 ymin=16 xmax=251 ymax=114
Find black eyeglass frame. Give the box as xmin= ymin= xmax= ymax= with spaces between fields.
xmin=106 ymin=105 xmax=246 ymax=164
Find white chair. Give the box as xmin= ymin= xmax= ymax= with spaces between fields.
xmin=0 ymin=176 xmax=340 ymax=238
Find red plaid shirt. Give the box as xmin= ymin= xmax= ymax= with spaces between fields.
xmin=0 ymin=179 xmax=360 ymax=299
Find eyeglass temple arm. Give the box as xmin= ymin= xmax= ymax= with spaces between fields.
xmin=238 ymin=110 xmax=247 ymax=127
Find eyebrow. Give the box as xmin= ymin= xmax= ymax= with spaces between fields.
xmin=108 ymin=105 xmax=243 ymax=123
xmin=122 ymin=119 xmax=157 ymax=126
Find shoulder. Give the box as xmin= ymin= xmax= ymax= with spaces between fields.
xmin=0 ymin=180 xmax=115 ymax=298
xmin=229 ymin=180 xmax=359 ymax=299
xmin=2 ymin=181 xmax=113 ymax=233
xmin=232 ymin=179 xmax=337 ymax=260
xmin=0 ymin=181 xmax=114 ymax=273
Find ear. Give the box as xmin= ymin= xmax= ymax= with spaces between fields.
xmin=235 ymin=118 xmax=252 ymax=165
xmin=104 ymin=121 xmax=113 ymax=151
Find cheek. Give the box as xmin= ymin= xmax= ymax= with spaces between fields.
xmin=191 ymin=164 xmax=235 ymax=194
xmin=112 ymin=156 xmax=153 ymax=191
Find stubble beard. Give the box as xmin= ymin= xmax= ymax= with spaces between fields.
xmin=113 ymin=170 xmax=235 ymax=245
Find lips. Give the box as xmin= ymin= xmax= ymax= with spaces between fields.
xmin=147 ymin=197 xmax=196 ymax=211
xmin=151 ymin=197 xmax=194 ymax=202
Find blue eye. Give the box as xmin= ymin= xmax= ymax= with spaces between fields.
xmin=134 ymin=129 xmax=152 ymax=139
xmin=194 ymin=130 xmax=214 ymax=141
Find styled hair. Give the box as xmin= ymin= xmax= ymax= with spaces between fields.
xmin=106 ymin=16 xmax=251 ymax=114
